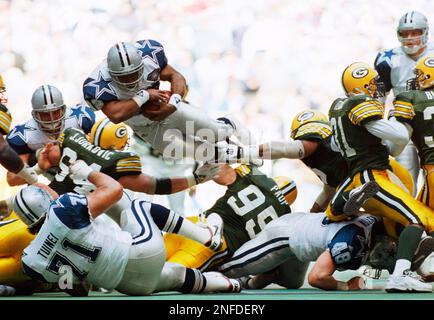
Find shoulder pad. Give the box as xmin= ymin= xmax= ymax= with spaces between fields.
xmin=51 ymin=193 xmax=90 ymax=229
xmin=0 ymin=103 xmax=12 ymax=135
xmin=294 ymin=122 xmax=332 ymax=141
xmin=348 ymin=97 xmax=384 ymax=126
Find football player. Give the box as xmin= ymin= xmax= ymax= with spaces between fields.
xmin=327 ymin=61 xmax=434 ymax=292
xmin=6 ymin=84 xmax=95 ymax=186
xmin=230 ymin=109 xmax=414 ymax=212
xmin=375 ymin=11 xmax=434 ymax=190
xmin=163 ymin=164 xmax=297 ymax=280
xmin=391 ymin=55 xmax=434 ymax=210
xmin=36 ymin=121 xmax=225 ymax=251
xmin=82 ymin=40 xmax=247 ymax=163
xmin=0 ymin=76 xmax=38 ymax=186
xmin=16 ymin=163 xmax=241 ymax=296
xmin=218 ymin=211 xmax=434 ymax=291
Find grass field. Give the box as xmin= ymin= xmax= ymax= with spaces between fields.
xmin=3 ymin=288 xmax=434 ymax=300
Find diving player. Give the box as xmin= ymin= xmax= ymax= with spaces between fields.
xmin=328 ymin=61 xmax=434 ymax=292
xmin=17 ymin=163 xmax=241 ymax=296
xmin=375 ymin=11 xmax=434 ymax=190
xmin=82 ymin=40 xmax=247 ymax=163
xmin=6 ymin=84 xmax=95 ymax=186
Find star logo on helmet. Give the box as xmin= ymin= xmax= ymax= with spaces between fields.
xmin=135 ymin=40 xmax=164 ymax=65
xmin=8 ymin=124 xmax=37 ymax=142
xmin=84 ymin=71 xmax=117 ymax=100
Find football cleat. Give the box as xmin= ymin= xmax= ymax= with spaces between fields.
xmin=0 ymin=285 xmax=15 ymax=296
xmin=343 ymin=181 xmax=379 ymax=215
xmin=204 ymin=213 xmax=224 ymax=251
xmin=413 ymin=236 xmax=434 ymax=271
xmin=385 ymin=269 xmax=432 ymax=293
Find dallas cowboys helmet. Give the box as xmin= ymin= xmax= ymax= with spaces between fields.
xmin=13 ymin=185 xmax=54 ymax=228
xmin=397 ymin=11 xmax=429 ymax=55
xmin=31 ymin=85 xmax=66 ymax=139
xmin=107 ymin=42 xmax=144 ymax=90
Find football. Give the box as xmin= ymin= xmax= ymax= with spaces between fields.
xmin=141 ymin=90 xmax=171 ymax=110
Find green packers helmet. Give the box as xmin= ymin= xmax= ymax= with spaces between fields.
xmin=290 ymin=110 xmax=328 ymax=139
xmin=341 ymin=62 xmax=385 ymax=98
xmin=273 ymin=176 xmax=297 ymax=206
xmin=407 ymin=55 xmax=434 ymax=90
xmin=89 ymin=118 xmax=129 ymax=151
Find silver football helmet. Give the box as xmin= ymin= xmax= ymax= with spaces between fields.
xmin=13 ymin=185 xmax=54 ymax=228
xmin=31 ymin=85 xmax=66 ymax=139
xmin=364 ymin=235 xmax=397 ymax=279
xmin=397 ymin=11 xmax=429 ymax=55
xmin=107 ymin=42 xmax=144 ymax=90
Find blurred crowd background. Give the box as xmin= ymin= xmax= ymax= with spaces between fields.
xmin=0 ymin=0 xmax=432 ymax=214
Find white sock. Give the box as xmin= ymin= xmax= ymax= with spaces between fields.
xmin=179 ymin=219 xmax=210 ymax=245
xmin=392 ymin=259 xmax=412 ymax=276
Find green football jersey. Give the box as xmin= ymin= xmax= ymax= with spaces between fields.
xmin=0 ymin=104 xmax=12 ymax=135
xmin=292 ymin=121 xmax=348 ymax=188
xmin=205 ymin=165 xmax=292 ymax=254
xmin=328 ymin=95 xmax=390 ymax=177
xmin=393 ymin=89 xmax=434 ymax=165
xmin=49 ymin=127 xmax=142 ymax=194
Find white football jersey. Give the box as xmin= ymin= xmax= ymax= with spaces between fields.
xmin=22 ymin=193 xmax=132 ymax=290
xmin=285 ymin=212 xmax=379 ymax=269
xmin=7 ymin=104 xmax=95 ymax=154
xmin=375 ymin=42 xmax=434 ymax=96
xmin=83 ymin=39 xmax=168 ymax=130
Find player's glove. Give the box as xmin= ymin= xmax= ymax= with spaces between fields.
xmin=69 ymin=160 xmax=93 ymax=181
xmin=16 ymin=164 xmax=39 ymax=184
xmin=214 ymin=142 xmax=240 ymax=164
xmin=194 ymin=163 xmax=221 ymax=183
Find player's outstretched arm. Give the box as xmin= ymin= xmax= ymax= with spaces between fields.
xmin=308 ymin=251 xmax=363 ymax=291
xmin=0 ymin=136 xmax=38 ymax=185
xmin=160 ymin=64 xmax=187 ymax=98
xmin=118 ymin=164 xmax=220 ymax=194
xmin=239 ymin=140 xmax=318 ymax=162
xmin=101 ymin=89 xmax=169 ymax=124
xmin=69 ymin=160 xmax=123 ymax=218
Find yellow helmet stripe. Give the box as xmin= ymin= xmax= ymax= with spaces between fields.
xmin=281 ymin=181 xmax=297 ymax=195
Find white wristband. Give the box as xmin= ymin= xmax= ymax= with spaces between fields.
xmin=242 ymin=145 xmax=260 ymax=162
xmin=31 ymin=163 xmax=43 ymax=175
xmin=168 ymin=93 xmax=182 ymax=110
xmin=132 ymin=90 xmax=150 ymax=108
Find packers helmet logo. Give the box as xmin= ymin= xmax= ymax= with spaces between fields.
xmin=424 ymin=58 xmax=434 ymax=68
xmin=352 ymin=67 xmax=369 ymax=79
xmin=297 ymin=111 xmax=314 ymax=123
xmin=115 ymin=127 xmax=127 ymax=138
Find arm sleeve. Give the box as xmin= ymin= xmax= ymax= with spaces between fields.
xmin=391 ymin=94 xmax=416 ymax=125
xmin=0 ymin=104 xmax=12 ymax=135
xmin=261 ymin=140 xmax=305 ymax=159
xmin=364 ymin=118 xmax=410 ymax=145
